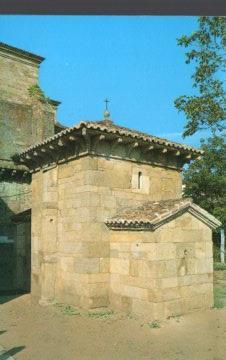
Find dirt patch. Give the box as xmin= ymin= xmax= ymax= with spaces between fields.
xmin=0 ymin=294 xmax=226 ymax=360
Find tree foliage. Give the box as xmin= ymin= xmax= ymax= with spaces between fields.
xmin=183 ymin=134 xmax=226 ymax=229
xmin=175 ymin=17 xmax=226 ymax=229
xmin=174 ymin=16 xmax=225 ymax=137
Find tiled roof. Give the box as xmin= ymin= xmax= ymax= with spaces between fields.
xmin=17 ymin=120 xmax=203 ymax=156
xmin=54 ymin=121 xmax=67 ymax=133
xmin=106 ymin=198 xmax=221 ymax=230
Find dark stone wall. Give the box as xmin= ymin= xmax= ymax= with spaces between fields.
xmin=0 ymin=99 xmax=56 ymax=160
xmin=0 ymin=45 xmax=59 ymax=292
xmin=0 ymin=100 xmax=33 ymax=159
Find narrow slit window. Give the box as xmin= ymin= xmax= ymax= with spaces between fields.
xmin=138 ymin=171 xmax=142 ymax=189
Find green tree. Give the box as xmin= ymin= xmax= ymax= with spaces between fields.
xmin=183 ymin=134 xmax=226 ymax=229
xmin=174 ymin=16 xmax=225 ymax=137
xmin=175 ymin=17 xmax=226 ymax=230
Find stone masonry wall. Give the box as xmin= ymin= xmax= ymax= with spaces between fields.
xmin=0 ymin=44 xmax=57 ymax=168
xmin=0 ymin=50 xmax=39 ymax=105
xmin=0 ymin=45 xmax=58 ymax=291
xmin=109 ymin=212 xmax=213 ymax=319
xmin=31 ymin=154 xmax=182 ymax=308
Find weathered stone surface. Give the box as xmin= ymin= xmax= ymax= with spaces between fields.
xmin=0 ymin=44 xmax=59 ymax=292
xmin=108 ymin=212 xmax=214 ymax=319
xmin=28 ymin=151 xmax=216 ymax=318
xmin=74 ymin=258 xmax=100 ymax=274
xmin=0 ymin=44 xmax=213 ymax=316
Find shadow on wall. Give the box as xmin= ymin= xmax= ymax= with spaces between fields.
xmin=0 ymin=346 xmax=25 ymax=360
xmin=0 ymin=198 xmax=16 ymax=293
xmin=0 ymin=198 xmax=31 ymax=294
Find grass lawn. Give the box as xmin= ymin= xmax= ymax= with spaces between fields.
xmin=214 ymin=286 xmax=226 ymax=308
xmin=214 ymin=262 xmax=226 ymax=271
xmin=214 ymin=265 xmax=226 ymax=308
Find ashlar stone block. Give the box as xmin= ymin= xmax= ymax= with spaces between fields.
xmin=74 ymin=258 xmax=100 ymax=274
xmin=110 ymin=258 xmax=130 ymax=275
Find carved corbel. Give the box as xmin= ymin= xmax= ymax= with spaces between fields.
xmin=100 ymin=134 xmax=106 ymax=142
xmin=23 ymin=153 xmax=39 ymax=169
xmin=16 ymin=156 xmax=26 ymax=167
xmin=58 ymin=138 xmax=68 ymax=147
xmin=38 ymin=148 xmax=54 ymax=163
xmin=111 ymin=137 xmax=123 ymax=153
xmin=143 ymin=145 xmax=154 ymax=154
xmin=31 ymin=150 xmax=47 ymax=169
xmin=22 ymin=171 xmax=29 ymax=179
xmin=81 ymin=127 xmax=91 ymax=152
xmin=33 ymin=151 xmax=39 ymax=157
xmin=180 ymin=153 xmax=193 ymax=163
xmin=25 ymin=152 xmax=41 ymax=170
xmin=32 ymin=150 xmax=50 ymax=164
xmin=66 ymin=135 xmax=80 ymax=156
xmin=69 ymin=135 xmax=76 ymax=141
xmin=42 ymin=144 xmax=58 ymax=163
xmin=92 ymin=134 xmax=106 ymax=152
xmin=57 ymin=137 xmax=73 ymax=161
xmin=127 ymin=141 xmax=139 ymax=158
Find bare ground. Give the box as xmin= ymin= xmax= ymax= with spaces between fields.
xmin=0 ymin=294 xmax=226 ymax=360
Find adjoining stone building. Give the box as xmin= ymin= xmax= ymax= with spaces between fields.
xmin=1 ymin=43 xmax=221 ymax=319
xmin=0 ymin=43 xmax=64 ymax=292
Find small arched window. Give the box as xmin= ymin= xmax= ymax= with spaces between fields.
xmin=138 ymin=171 xmax=142 ymax=189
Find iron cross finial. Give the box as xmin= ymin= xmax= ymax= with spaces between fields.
xmin=104 ymin=98 xmax=110 ymax=111
xmin=103 ymin=98 xmax=112 ymax=122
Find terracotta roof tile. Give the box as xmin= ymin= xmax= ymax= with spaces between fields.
xmin=106 ymin=198 xmax=221 ymax=230
xmin=17 ymin=120 xmax=203 ymax=156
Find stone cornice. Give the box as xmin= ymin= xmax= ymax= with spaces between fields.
xmin=0 ymin=42 xmax=44 ymax=66
xmin=13 ymin=121 xmax=203 ymax=172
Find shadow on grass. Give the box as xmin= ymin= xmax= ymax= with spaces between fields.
xmin=0 ymin=346 xmax=25 ymax=360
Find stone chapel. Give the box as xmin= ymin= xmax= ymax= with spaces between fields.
xmin=0 ymin=43 xmax=221 ymax=319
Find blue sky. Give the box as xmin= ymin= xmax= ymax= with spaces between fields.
xmin=0 ymin=16 xmax=209 ymax=147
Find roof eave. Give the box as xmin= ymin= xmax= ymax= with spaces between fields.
xmin=188 ymin=203 xmax=222 ymax=230
xmin=0 ymin=42 xmax=45 ymax=64
xmin=106 ymin=202 xmax=221 ymax=231
xmin=15 ymin=121 xmax=203 ymax=159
